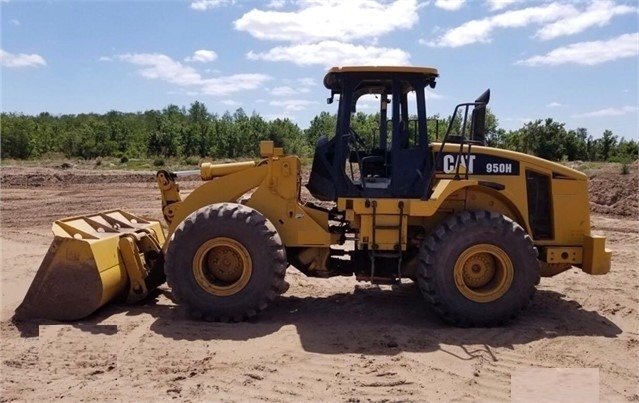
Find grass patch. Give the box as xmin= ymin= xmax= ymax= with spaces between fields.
xmin=1 ymin=154 xmax=310 ymax=171
xmin=573 ymin=161 xmax=603 ymax=172
xmin=621 ymin=163 xmax=630 ymax=175
xmin=183 ymin=156 xmax=200 ymax=166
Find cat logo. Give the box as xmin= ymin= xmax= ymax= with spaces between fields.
xmin=443 ymin=154 xmax=476 ymax=174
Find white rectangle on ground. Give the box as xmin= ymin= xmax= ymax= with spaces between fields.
xmin=511 ymin=368 xmax=599 ymax=403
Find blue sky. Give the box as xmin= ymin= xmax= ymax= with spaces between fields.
xmin=1 ymin=0 xmax=638 ymax=140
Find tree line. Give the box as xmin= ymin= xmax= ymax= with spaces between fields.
xmin=1 ymin=101 xmax=637 ymax=163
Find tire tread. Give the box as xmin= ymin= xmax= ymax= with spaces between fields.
xmin=165 ymin=203 xmax=287 ymax=322
xmin=418 ymin=210 xmax=539 ymax=327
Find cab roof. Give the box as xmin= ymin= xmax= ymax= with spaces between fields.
xmin=324 ymin=66 xmax=439 ymax=90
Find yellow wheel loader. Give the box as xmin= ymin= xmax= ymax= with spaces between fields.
xmin=16 ymin=66 xmax=612 ymax=326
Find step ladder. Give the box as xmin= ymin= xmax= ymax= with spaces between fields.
xmin=369 ymin=199 xmax=405 ymax=284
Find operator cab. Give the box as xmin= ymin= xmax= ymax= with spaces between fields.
xmin=307 ymin=66 xmax=439 ymax=201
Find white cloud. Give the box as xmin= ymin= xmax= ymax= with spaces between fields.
xmin=485 ymin=0 xmax=522 ymax=11
xmin=435 ymin=0 xmax=465 ymax=11
xmin=536 ymin=0 xmax=636 ymax=41
xmin=220 ymin=99 xmax=242 ymax=107
xmin=263 ymin=112 xmax=297 ymax=121
xmin=426 ymin=89 xmax=444 ymax=100
xmin=0 ymin=49 xmax=46 ymax=68
xmin=427 ymin=1 xmax=637 ymax=47
xmin=421 ymin=19 xmax=489 ymax=47
xmin=10 ymin=19 xmax=20 ymax=26
xmin=429 ymin=3 xmax=579 ymax=47
xmin=185 ymin=49 xmax=218 ymax=63
xmin=247 ymin=40 xmax=410 ymax=67
xmin=267 ymin=0 xmax=286 ymax=8
xmin=425 ymin=2 xmax=577 ymax=47
xmin=234 ymin=0 xmax=419 ymax=43
xmin=284 ymin=78 xmax=315 ymax=93
xmin=99 ymin=56 xmax=113 ymax=62
xmin=270 ymin=86 xmax=297 ymax=96
xmin=269 ymin=99 xmax=319 ymax=112
xmin=298 ymin=77 xmax=316 ymax=87
xmin=117 ymin=53 xmax=270 ymax=95
xmin=190 ymin=0 xmax=234 ymax=11
xmin=355 ymin=90 xmax=442 ymax=111
xmin=119 ymin=53 xmax=201 ymax=86
xmin=505 ymin=117 xmax=533 ymax=123
xmin=517 ymin=32 xmax=639 ymax=66
xmin=547 ymin=101 xmax=567 ymax=108
xmin=355 ymin=94 xmax=381 ymax=110
xmin=573 ymin=105 xmax=639 ymax=118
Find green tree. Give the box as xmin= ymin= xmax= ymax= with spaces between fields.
xmin=517 ymin=118 xmax=567 ymax=161
xmin=601 ymin=129 xmax=617 ymax=161
xmin=233 ymin=108 xmax=251 ymax=157
xmin=564 ymin=129 xmax=587 ymax=161
xmin=4 ymin=102 xmax=636 ymax=164
xmin=31 ymin=112 xmax=58 ymax=157
xmin=480 ymin=109 xmax=502 ymax=147
xmin=183 ymin=101 xmax=212 ymax=157
xmin=147 ymin=105 xmax=184 ymax=157
xmin=613 ymin=137 xmax=639 ymax=161
xmin=268 ymin=118 xmax=306 ymax=156
xmin=305 ymin=111 xmax=336 ymax=146
xmin=426 ymin=113 xmax=447 ymax=141
xmin=1 ymin=113 xmax=35 ymax=159
xmin=212 ymin=111 xmax=237 ymax=158
xmin=247 ymin=112 xmax=269 ymax=156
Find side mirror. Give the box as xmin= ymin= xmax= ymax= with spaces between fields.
xmin=471 ymin=89 xmax=490 ymax=144
xmin=327 ymin=90 xmax=336 ymax=104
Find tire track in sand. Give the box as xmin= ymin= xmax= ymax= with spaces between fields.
xmin=470 ymin=346 xmax=553 ymax=402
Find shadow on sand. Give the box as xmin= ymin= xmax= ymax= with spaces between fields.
xmin=12 ymin=283 xmax=622 ymax=356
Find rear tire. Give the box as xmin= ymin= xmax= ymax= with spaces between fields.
xmin=165 ymin=203 xmax=287 ymax=321
xmin=418 ymin=210 xmax=539 ymax=326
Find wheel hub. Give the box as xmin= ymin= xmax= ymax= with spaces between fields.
xmin=453 ymin=244 xmax=514 ymax=303
xmin=206 ymin=246 xmax=243 ymax=283
xmin=193 ymin=237 xmax=252 ymax=296
xmin=461 ymin=253 xmax=495 ymax=288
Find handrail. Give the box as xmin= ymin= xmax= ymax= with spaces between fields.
xmin=422 ymin=101 xmax=487 ymax=199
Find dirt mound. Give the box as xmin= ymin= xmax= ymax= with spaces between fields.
xmin=588 ymin=171 xmax=638 ymax=218
xmin=0 ymin=168 xmax=158 ymax=187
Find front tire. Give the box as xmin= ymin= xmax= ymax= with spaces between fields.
xmin=165 ymin=203 xmax=287 ymax=321
xmin=418 ymin=210 xmax=539 ymax=326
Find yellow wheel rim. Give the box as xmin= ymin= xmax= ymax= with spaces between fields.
xmin=453 ymin=244 xmax=513 ymax=303
xmin=192 ymin=237 xmax=252 ymax=296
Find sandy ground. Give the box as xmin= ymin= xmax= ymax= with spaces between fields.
xmin=0 ymin=166 xmax=638 ymax=402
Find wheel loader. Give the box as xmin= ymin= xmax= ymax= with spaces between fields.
xmin=15 ymin=66 xmax=612 ymax=326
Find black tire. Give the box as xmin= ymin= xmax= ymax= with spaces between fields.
xmin=418 ymin=210 xmax=539 ymax=326
xmin=164 ymin=203 xmax=287 ymax=321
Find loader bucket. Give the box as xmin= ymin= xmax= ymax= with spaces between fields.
xmin=14 ymin=210 xmax=165 ymax=321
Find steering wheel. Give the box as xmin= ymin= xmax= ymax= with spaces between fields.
xmin=348 ymin=127 xmax=367 ymax=148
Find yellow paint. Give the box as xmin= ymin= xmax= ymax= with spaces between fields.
xmin=192 ymin=237 xmax=253 ymax=296
xmin=19 ymin=210 xmax=165 ymax=320
xmin=453 ymin=244 xmax=514 ymax=303
xmin=162 ymin=142 xmax=332 ymax=248
xmin=581 ymin=235 xmax=612 ymax=275
xmin=200 ymin=161 xmax=256 ymax=180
